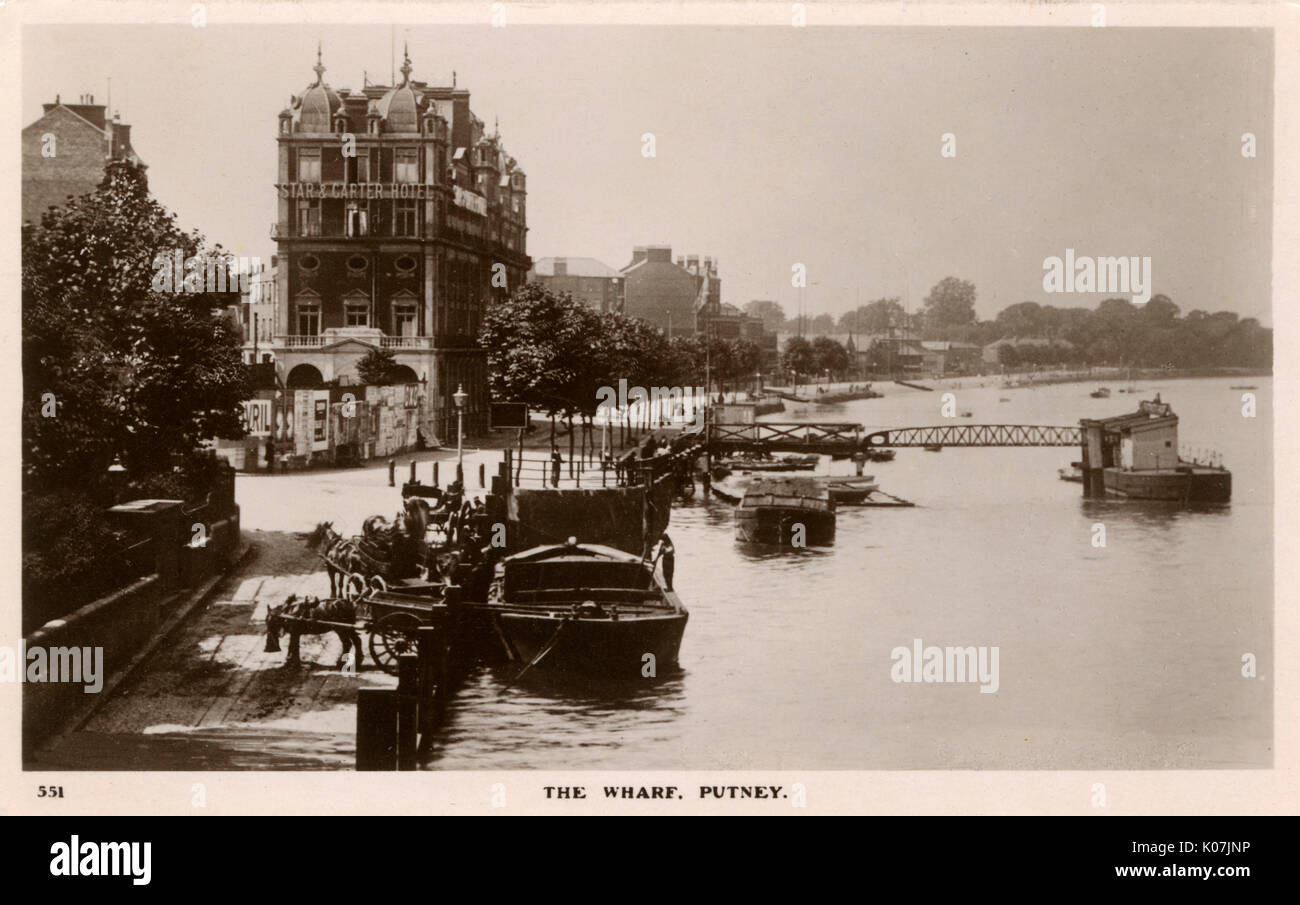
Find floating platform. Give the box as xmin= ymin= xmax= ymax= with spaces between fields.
xmin=1102 ymin=465 xmax=1231 ymax=502
xmin=735 ymin=478 xmax=836 ymax=545
xmin=712 ymin=475 xmax=914 ymax=508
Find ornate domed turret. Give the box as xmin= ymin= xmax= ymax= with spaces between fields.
xmin=296 ymin=44 xmax=341 ymax=133
xmin=377 ymin=44 xmax=422 ymax=133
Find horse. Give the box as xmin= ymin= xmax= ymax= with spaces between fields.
xmin=264 ymin=594 xmax=363 ymax=669
xmin=306 ymin=521 xmax=364 ymax=597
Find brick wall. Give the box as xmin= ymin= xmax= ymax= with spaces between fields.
xmin=22 ymin=107 xmax=109 ymax=225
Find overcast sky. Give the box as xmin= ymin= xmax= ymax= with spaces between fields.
xmin=22 ymin=24 xmax=1273 ymax=324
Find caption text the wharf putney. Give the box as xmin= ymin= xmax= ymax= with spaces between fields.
xmin=545 ymin=785 xmax=791 ymax=801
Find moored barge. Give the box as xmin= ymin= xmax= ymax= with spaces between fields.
xmin=734 ymin=477 xmax=836 ymax=545
xmin=488 ymin=540 xmax=688 ymax=677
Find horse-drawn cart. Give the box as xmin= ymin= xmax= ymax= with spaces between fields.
xmin=355 ymin=590 xmax=447 ymax=672
xmin=265 ymin=587 xmax=447 ymax=675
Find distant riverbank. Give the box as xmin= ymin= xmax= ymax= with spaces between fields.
xmin=770 ymin=366 xmax=1271 ymax=399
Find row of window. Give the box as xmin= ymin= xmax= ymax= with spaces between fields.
xmin=293 ymin=201 xmax=522 ymax=239
xmin=296 ymin=147 xmax=428 ymax=184
xmin=296 ymin=198 xmax=423 ymax=238
xmin=293 ymin=147 xmax=525 ymax=203
xmin=294 ymin=300 xmax=419 ymax=336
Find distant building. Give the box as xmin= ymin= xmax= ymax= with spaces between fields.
xmin=267 ymin=47 xmax=530 ymax=441
xmin=866 ymin=333 xmax=925 ymax=375
xmin=22 ymin=93 xmax=145 ymax=225
xmin=240 ymin=257 xmax=280 ymax=364
xmin=982 ymin=336 xmax=1075 ymax=365
xmin=620 ymin=245 xmax=718 ymax=338
xmin=919 ymin=340 xmax=983 ymax=376
xmin=528 ymin=257 xmax=624 ymax=312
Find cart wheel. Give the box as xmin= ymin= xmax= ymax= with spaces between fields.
xmin=368 ymin=575 xmax=388 ymax=594
xmin=369 ymin=612 xmax=422 ymax=674
xmin=343 ymin=572 xmax=368 ymax=603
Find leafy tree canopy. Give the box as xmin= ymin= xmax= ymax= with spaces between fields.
xmin=23 ymin=160 xmax=248 ymax=490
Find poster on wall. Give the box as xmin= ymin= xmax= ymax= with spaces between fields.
xmin=293 ymin=390 xmax=312 ymax=456
xmin=241 ymin=399 xmax=272 ymax=436
xmin=312 ymin=389 xmax=330 ymax=451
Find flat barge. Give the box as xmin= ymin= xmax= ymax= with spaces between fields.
xmin=734 ymin=477 xmax=835 ymax=545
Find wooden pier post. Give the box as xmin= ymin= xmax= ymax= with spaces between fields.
xmin=396 ymin=653 xmax=420 ymax=770
xmin=479 ymin=462 xmax=486 ymax=488
xmin=356 ymin=687 xmax=398 ymax=771
xmin=410 ymin=460 xmax=417 ymax=484
xmin=387 ymin=459 xmax=396 ymax=487
xmin=416 ymin=624 xmax=441 ymax=753
xmin=432 ymin=585 xmax=462 ymax=723
xmin=1081 ymin=421 xmax=1104 ymax=498
xmin=433 ymin=461 xmax=439 ymax=487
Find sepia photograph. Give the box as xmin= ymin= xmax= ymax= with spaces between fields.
xmin=9 ymin=4 xmax=1280 ymax=797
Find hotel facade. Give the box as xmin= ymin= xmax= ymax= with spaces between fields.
xmin=267 ymin=49 xmax=529 ymax=440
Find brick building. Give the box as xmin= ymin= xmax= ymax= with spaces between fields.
xmin=22 ymin=93 xmax=145 ymax=225
xmin=528 ymin=257 xmax=624 ymax=312
xmin=620 ymin=245 xmax=718 ymax=338
xmin=268 ymin=48 xmax=529 ymax=441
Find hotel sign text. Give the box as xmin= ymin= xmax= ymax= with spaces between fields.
xmin=277 ymin=182 xmax=489 ymax=216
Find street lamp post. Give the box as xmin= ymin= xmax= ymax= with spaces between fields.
xmin=106 ymin=456 xmax=127 ymax=505
xmin=453 ymin=383 xmax=467 ymax=483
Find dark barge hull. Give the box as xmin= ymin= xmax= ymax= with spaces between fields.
xmin=735 ymin=507 xmax=836 ymax=545
xmin=495 ymin=610 xmax=688 ymax=676
xmin=1103 ymin=467 xmax=1231 ymax=502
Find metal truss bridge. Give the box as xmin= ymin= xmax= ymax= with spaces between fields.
xmin=705 ymin=421 xmax=1080 ymax=454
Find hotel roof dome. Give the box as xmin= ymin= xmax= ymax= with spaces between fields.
xmin=296 ymin=47 xmax=341 ymax=132
xmin=377 ymin=47 xmax=422 ymax=132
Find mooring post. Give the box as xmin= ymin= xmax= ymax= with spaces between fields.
xmin=356 ymin=687 xmax=398 ymax=771
xmin=410 ymin=460 xmax=417 ymax=484
xmin=479 ymin=462 xmax=486 ymax=488
xmin=433 ymin=461 xmax=439 ymax=486
xmin=433 ymin=585 xmax=461 ymax=724
xmin=387 ymin=459 xmax=396 ymax=487
xmin=396 ymin=653 xmax=420 ymax=770
xmin=1081 ymin=421 xmax=1104 ymax=498
xmin=416 ymin=624 xmax=441 ymax=750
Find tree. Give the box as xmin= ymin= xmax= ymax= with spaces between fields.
xmin=22 ymin=160 xmax=248 ymax=490
xmin=782 ymin=336 xmax=816 ymax=379
xmin=995 ymin=301 xmax=1044 ymax=338
xmin=811 ymin=336 xmax=850 ymax=377
xmin=356 ymin=347 xmax=402 ymax=385
xmin=839 ymin=297 xmax=903 ymax=334
xmin=921 ymin=277 xmax=977 ymax=331
xmin=808 ymin=313 xmax=836 ymax=335
xmin=729 ymin=339 xmax=764 ymax=382
xmin=744 ymin=300 xmax=786 ymax=333
xmin=1139 ymin=294 xmax=1180 ymax=328
xmin=480 ymin=282 xmax=590 ymax=417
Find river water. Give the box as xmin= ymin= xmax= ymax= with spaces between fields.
xmin=426 ymin=376 xmax=1272 ymax=770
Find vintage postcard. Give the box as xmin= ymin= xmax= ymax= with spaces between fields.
xmin=1 ymin=0 xmax=1296 ymax=819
